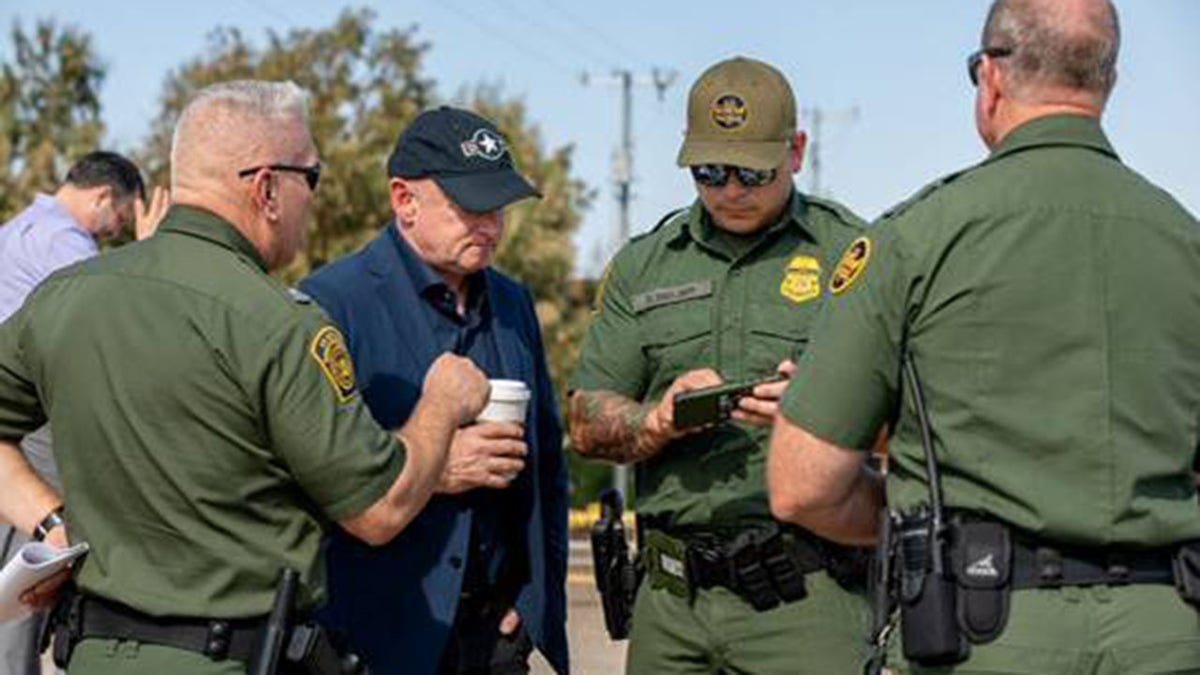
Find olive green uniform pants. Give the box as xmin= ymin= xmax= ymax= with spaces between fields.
xmin=67 ymin=639 xmax=245 ymax=674
xmin=626 ymin=570 xmax=869 ymax=674
xmin=893 ymin=584 xmax=1200 ymax=674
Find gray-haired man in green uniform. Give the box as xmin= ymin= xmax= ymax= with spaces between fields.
xmin=569 ymin=57 xmax=870 ymax=674
xmin=769 ymin=1 xmax=1200 ymax=674
xmin=0 ymin=80 xmax=491 ymax=674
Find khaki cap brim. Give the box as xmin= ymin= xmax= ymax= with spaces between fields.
xmin=676 ymin=138 xmax=790 ymax=171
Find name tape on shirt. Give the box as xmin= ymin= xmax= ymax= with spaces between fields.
xmin=632 ymin=280 xmax=714 ymax=313
xmin=780 ymin=255 xmax=821 ymax=303
xmin=310 ymin=326 xmax=357 ymax=403
xmin=829 ymin=237 xmax=871 ymax=294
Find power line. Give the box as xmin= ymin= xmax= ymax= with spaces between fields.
xmin=234 ymin=0 xmax=297 ymax=29
xmin=433 ymin=0 xmax=580 ymax=79
xmin=540 ymin=0 xmax=656 ymax=68
xmin=491 ymin=0 xmax=614 ymax=69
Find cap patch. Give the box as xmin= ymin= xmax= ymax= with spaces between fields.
xmin=710 ymin=94 xmax=748 ymax=130
xmin=460 ymin=128 xmax=507 ymax=161
xmin=310 ymin=326 xmax=357 ymax=403
xmin=829 ymin=237 xmax=872 ymax=294
xmin=780 ymin=255 xmax=821 ymax=304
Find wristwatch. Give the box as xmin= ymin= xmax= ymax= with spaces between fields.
xmin=32 ymin=506 xmax=66 ymax=542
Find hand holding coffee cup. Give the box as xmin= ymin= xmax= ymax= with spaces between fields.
xmin=476 ymin=379 xmax=531 ymax=424
xmin=436 ymin=380 xmax=532 ymax=494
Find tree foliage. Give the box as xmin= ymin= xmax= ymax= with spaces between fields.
xmin=0 ymin=20 xmax=105 ymax=217
xmin=0 ymin=9 xmax=611 ymax=501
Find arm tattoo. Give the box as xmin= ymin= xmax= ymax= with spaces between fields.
xmin=568 ymin=389 xmax=662 ymax=464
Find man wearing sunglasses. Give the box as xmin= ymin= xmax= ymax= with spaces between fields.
xmin=769 ymin=1 xmax=1200 ymax=673
xmin=569 ymin=56 xmax=869 ymax=674
xmin=0 ymin=80 xmax=490 ymax=673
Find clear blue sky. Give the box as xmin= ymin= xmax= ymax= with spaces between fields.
xmin=3 ymin=1 xmax=1197 ymax=276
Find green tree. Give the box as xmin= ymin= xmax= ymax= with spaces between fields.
xmin=0 ymin=20 xmax=105 ymax=218
xmin=140 ymin=8 xmax=609 ymax=501
xmin=139 ymin=8 xmax=435 ymax=277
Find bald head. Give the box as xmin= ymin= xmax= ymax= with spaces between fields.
xmin=983 ymin=0 xmax=1119 ymax=106
xmin=171 ymin=80 xmax=312 ymax=194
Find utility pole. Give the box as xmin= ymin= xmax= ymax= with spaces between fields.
xmin=582 ymin=67 xmax=676 ymax=497
xmin=802 ymin=105 xmax=860 ymax=198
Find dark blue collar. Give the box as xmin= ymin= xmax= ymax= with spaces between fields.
xmin=385 ymin=222 xmax=489 ymax=316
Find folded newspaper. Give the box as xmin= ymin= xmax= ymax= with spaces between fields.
xmin=0 ymin=541 xmax=88 ymax=622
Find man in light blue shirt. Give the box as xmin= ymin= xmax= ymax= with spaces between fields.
xmin=0 ymin=150 xmax=166 ymax=675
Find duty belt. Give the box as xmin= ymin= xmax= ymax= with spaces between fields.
xmin=1011 ymin=539 xmax=1176 ymax=589
xmin=51 ymin=592 xmax=268 ymax=665
xmin=642 ymin=521 xmax=864 ymax=611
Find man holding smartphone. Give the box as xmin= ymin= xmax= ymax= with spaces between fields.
xmin=568 ymin=57 xmax=870 ymax=674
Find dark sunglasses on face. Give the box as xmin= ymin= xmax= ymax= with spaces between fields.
xmin=237 ymin=162 xmax=322 ymax=191
xmin=967 ymin=46 xmax=1014 ymax=87
xmin=690 ymin=164 xmax=778 ymax=188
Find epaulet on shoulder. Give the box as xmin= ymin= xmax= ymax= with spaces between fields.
xmin=879 ymin=164 xmax=979 ymax=223
xmin=632 ymin=207 xmax=688 ymax=243
xmin=288 ymin=287 xmax=314 ymax=305
xmin=805 ymin=194 xmax=865 ymax=229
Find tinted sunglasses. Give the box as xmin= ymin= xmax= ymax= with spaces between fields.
xmin=237 ymin=162 xmax=322 ymax=191
xmin=967 ymin=46 xmax=1014 ymax=86
xmin=690 ymin=164 xmax=778 ymax=188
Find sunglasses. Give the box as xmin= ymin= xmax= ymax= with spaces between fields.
xmin=967 ymin=46 xmax=1014 ymax=87
xmin=237 ymin=162 xmax=322 ymax=191
xmin=690 ymin=164 xmax=778 ymax=188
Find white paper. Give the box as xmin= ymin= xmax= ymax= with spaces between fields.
xmin=0 ymin=541 xmax=88 ymax=622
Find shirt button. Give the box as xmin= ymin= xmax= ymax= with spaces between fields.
xmin=449 ymin=556 xmax=463 ymax=569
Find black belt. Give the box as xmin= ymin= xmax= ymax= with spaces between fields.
xmin=684 ymin=526 xmax=825 ymax=592
xmin=75 ymin=594 xmax=268 ymax=663
xmin=1012 ymin=540 xmax=1175 ymax=589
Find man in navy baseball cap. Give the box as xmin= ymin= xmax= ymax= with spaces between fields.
xmin=299 ymin=106 xmax=569 ymax=675
xmin=388 ymin=105 xmax=540 ymax=212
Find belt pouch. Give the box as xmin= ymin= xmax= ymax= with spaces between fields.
xmin=952 ymin=521 xmax=1012 ymax=643
xmin=897 ymin=522 xmax=968 ymax=665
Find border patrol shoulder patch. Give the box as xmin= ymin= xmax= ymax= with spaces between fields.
xmin=829 ymin=237 xmax=872 ymax=294
xmin=310 ymin=326 xmax=357 ymax=403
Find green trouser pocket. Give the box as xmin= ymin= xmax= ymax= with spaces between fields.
xmin=643 ymin=530 xmax=690 ymax=598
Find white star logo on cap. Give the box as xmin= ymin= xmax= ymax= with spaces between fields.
xmin=460 ymin=128 xmax=507 ymax=161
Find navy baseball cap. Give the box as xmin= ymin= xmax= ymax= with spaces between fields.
xmin=387 ymin=106 xmax=540 ymax=213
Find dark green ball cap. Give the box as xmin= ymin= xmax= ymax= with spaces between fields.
xmin=676 ymin=57 xmax=796 ymax=171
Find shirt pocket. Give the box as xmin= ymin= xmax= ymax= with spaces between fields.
xmin=639 ymin=300 xmax=714 ymax=399
xmin=746 ymin=324 xmax=808 ymax=378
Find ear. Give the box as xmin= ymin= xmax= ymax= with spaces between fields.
xmin=980 ymin=56 xmax=1005 ymax=118
xmin=250 ymin=170 xmax=280 ymax=222
xmin=789 ymin=132 xmax=808 ymax=174
xmin=92 ymin=185 xmax=114 ymax=210
xmin=390 ymin=178 xmax=418 ymax=226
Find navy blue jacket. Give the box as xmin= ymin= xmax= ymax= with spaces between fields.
xmin=300 ymin=224 xmax=569 ymax=674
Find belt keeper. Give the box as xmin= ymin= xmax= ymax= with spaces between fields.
xmin=204 ymin=621 xmax=231 ymax=660
xmin=1107 ymin=558 xmax=1132 ymax=585
xmin=1035 ymin=548 xmax=1063 ymax=587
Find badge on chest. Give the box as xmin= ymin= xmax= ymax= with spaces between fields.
xmin=780 ymin=255 xmax=821 ymax=304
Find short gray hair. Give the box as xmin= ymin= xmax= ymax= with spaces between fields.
xmin=983 ymin=0 xmax=1120 ymax=102
xmin=170 ymin=80 xmax=311 ymax=183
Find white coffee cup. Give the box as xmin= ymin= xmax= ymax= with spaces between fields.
xmin=477 ymin=379 xmax=531 ymax=424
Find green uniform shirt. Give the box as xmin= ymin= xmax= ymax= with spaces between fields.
xmin=0 ymin=206 xmax=404 ymax=617
xmin=572 ymin=192 xmax=863 ymax=526
xmin=781 ymin=114 xmax=1200 ymax=547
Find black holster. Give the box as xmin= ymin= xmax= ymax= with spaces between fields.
xmin=591 ymin=489 xmax=640 ymax=640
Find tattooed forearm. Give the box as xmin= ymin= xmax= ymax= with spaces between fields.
xmin=568 ymin=389 xmax=666 ymax=464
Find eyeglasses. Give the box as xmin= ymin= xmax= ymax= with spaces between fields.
xmin=237 ymin=162 xmax=322 ymax=191
xmin=689 ymin=164 xmax=778 ymax=189
xmin=967 ymin=47 xmax=1014 ymax=87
